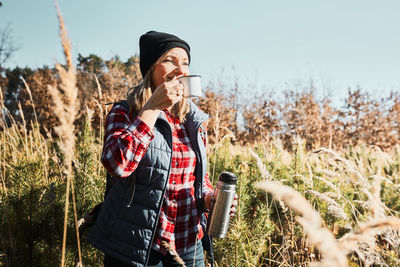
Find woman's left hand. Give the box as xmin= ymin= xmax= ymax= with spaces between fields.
xmin=230 ymin=193 xmax=238 ymax=218
xmin=204 ymin=193 xmax=214 ymax=211
xmin=205 ymin=192 xmax=238 ymax=218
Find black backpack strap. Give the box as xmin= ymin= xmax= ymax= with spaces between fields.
xmin=202 ymin=233 xmax=214 ymax=266
xmin=118 ymin=99 xmax=129 ymax=110
xmin=106 ymin=99 xmax=129 ymax=110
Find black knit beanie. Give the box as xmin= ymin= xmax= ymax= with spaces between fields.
xmin=139 ymin=31 xmax=191 ymax=77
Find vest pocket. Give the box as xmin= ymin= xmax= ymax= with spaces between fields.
xmin=97 ymin=199 xmax=119 ymax=239
xmin=112 ymin=219 xmax=153 ymax=249
xmin=119 ymin=204 xmax=158 ymax=229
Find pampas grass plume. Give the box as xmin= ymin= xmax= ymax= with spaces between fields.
xmin=255 ymin=181 xmax=348 ymax=267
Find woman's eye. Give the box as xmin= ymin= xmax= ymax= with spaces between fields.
xmin=182 ymin=62 xmax=189 ymax=66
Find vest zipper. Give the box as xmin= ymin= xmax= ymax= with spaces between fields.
xmin=194 ymin=122 xmax=205 ymax=211
xmin=145 ymin=118 xmax=173 ymax=266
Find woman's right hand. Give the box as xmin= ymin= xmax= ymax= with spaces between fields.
xmin=144 ymin=79 xmax=184 ymax=111
xmin=138 ymin=78 xmax=184 ymax=128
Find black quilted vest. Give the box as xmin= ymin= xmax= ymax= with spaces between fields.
xmin=88 ymin=100 xmax=209 ymax=266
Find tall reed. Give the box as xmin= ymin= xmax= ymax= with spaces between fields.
xmin=48 ymin=3 xmax=81 ymax=266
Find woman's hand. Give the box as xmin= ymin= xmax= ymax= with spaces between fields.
xmin=204 ymin=192 xmax=238 ymax=219
xmin=138 ymin=78 xmax=183 ymax=128
xmin=144 ymin=79 xmax=184 ymax=111
xmin=204 ymin=192 xmax=214 ymax=211
xmin=229 ymin=193 xmax=238 ymax=218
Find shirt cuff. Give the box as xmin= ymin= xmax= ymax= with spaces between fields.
xmin=126 ymin=116 xmax=154 ymax=146
xmin=203 ymin=173 xmax=214 ymax=198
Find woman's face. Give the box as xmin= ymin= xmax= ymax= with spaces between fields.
xmin=151 ymin=47 xmax=190 ymax=89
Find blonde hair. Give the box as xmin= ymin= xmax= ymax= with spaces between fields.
xmin=127 ymin=54 xmax=190 ymax=122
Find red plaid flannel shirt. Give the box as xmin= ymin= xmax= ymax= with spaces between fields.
xmin=101 ymin=104 xmax=213 ymax=254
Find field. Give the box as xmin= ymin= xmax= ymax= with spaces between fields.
xmin=1 ymin=7 xmax=400 ymax=267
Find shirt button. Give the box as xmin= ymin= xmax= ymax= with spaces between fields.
xmin=172 ymin=181 xmax=176 ymax=185
xmin=175 ymin=161 xmax=179 ymax=167
xmin=172 ymin=199 xmax=177 ymax=204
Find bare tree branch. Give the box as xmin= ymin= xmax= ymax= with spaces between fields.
xmin=0 ymin=24 xmax=21 ymax=71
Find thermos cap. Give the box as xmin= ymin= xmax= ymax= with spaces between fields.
xmin=219 ymin=172 xmax=237 ymax=185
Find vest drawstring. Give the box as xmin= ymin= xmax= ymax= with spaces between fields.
xmin=126 ymin=173 xmax=137 ymax=208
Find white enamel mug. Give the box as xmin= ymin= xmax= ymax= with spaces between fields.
xmin=178 ymin=75 xmax=202 ymax=97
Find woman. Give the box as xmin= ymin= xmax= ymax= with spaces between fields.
xmin=89 ymin=31 xmax=234 ymax=267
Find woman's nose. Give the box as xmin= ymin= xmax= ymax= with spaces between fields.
xmin=174 ymin=63 xmax=185 ymax=76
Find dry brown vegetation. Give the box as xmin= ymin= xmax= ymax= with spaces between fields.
xmin=2 ymin=63 xmax=399 ymax=150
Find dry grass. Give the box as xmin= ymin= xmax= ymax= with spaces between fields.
xmin=338 ymin=218 xmax=400 ymax=254
xmin=250 ymin=143 xmax=400 ymax=267
xmin=50 ymin=3 xmax=81 ymax=266
xmin=161 ymin=241 xmax=187 ymax=267
xmin=255 ymin=180 xmax=347 ymax=267
xmin=254 ymin=178 xmax=400 ymax=266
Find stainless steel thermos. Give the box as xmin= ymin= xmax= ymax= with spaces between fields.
xmin=207 ymin=172 xmax=237 ymax=238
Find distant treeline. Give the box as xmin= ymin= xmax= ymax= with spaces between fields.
xmin=1 ymin=54 xmax=399 ymax=150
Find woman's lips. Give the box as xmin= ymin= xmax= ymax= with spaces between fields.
xmin=166 ymin=75 xmax=185 ymax=82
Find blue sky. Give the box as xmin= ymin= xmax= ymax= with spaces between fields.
xmin=1 ymin=0 xmax=400 ymax=102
